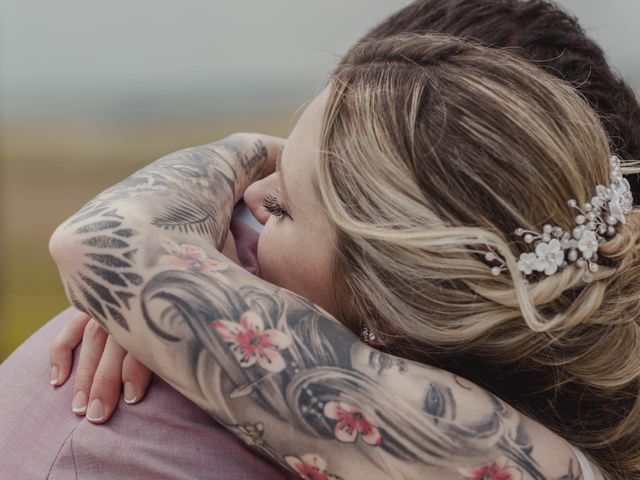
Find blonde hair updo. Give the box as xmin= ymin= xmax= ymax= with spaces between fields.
xmin=314 ymin=34 xmax=640 ymax=479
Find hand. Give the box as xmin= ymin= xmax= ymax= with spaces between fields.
xmin=230 ymin=133 xmax=285 ymax=182
xmin=49 ymin=231 xmax=242 ymax=424
xmin=49 ymin=310 xmax=152 ymax=424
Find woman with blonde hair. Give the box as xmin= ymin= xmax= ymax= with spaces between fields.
xmin=50 ymin=33 xmax=639 ymax=479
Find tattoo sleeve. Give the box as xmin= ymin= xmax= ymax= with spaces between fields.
xmin=49 ymin=135 xmax=582 ymax=480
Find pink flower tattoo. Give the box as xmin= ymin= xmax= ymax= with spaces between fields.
xmin=284 ymin=454 xmax=343 ymax=480
xmin=213 ymin=311 xmax=291 ymax=372
xmin=160 ymin=238 xmax=228 ymax=276
xmin=464 ymin=462 xmax=513 ymax=480
xmin=323 ymin=401 xmax=382 ymax=446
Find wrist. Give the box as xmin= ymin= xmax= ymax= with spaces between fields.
xmin=226 ymin=132 xmax=282 ymax=185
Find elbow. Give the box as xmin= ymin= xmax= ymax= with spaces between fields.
xmin=48 ymin=223 xmax=65 ymax=262
xmin=49 ymin=222 xmax=80 ymax=275
xmin=49 ymin=222 xmax=92 ymax=314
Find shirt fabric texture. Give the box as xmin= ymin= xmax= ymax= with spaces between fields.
xmin=0 ymin=308 xmax=292 ymax=480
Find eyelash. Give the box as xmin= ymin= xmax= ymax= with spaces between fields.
xmin=262 ymin=193 xmax=292 ymax=220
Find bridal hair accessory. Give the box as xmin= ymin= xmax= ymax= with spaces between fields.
xmin=360 ymin=325 xmax=378 ymax=345
xmin=487 ymin=156 xmax=633 ymax=280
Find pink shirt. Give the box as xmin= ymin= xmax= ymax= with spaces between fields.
xmin=0 ymin=307 xmax=292 ymax=479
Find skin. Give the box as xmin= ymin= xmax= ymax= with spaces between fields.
xmin=50 ymin=89 xmax=343 ymax=422
xmin=48 ymin=89 xmax=590 ymax=479
xmin=50 ymin=219 xmax=243 ymax=418
xmin=248 ymin=88 xmax=340 ymax=317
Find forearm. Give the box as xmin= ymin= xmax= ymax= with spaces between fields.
xmin=53 ymin=134 xmax=271 ymax=251
xmin=50 ymin=213 xmax=386 ymax=477
xmin=52 ymin=223 xmax=416 ymax=478
xmin=49 ymin=135 xmax=376 ymax=474
xmin=48 ymin=134 xmax=272 ymax=409
xmin=49 ymin=137 xmax=570 ymax=479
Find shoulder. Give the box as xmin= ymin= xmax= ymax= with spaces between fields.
xmin=0 ymin=308 xmax=289 ymax=479
xmin=349 ymin=342 xmax=593 ymax=480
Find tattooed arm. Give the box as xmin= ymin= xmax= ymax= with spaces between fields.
xmin=49 ymin=135 xmax=581 ymax=480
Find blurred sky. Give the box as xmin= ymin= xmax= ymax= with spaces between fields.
xmin=2 ymin=0 xmax=639 ymax=123
xmin=0 ymin=0 xmax=638 ymax=359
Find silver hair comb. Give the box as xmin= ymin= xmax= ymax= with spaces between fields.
xmin=487 ymin=156 xmax=633 ymax=280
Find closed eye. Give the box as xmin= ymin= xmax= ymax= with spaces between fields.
xmin=262 ymin=193 xmax=293 ymax=221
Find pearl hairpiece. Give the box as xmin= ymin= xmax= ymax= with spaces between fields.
xmin=360 ymin=325 xmax=378 ymax=345
xmin=487 ymin=156 xmax=633 ymax=281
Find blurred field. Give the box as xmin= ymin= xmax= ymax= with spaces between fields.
xmin=0 ymin=113 xmax=292 ymax=361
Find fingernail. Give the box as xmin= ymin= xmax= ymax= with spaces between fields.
xmin=50 ymin=365 xmax=59 ymax=386
xmin=86 ymin=399 xmax=104 ymax=422
xmin=123 ymin=382 xmax=137 ymax=404
xmin=72 ymin=391 xmax=88 ymax=413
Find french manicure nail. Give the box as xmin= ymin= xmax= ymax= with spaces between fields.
xmin=72 ymin=391 xmax=88 ymax=413
xmin=123 ymin=382 xmax=137 ymax=404
xmin=86 ymin=399 xmax=104 ymax=422
xmin=50 ymin=365 xmax=59 ymax=386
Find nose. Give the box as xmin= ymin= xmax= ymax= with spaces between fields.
xmin=244 ymin=173 xmax=280 ymax=225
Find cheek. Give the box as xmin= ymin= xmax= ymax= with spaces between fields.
xmin=256 ymin=220 xmax=338 ymax=315
xmin=256 ymin=221 xmax=289 ymax=283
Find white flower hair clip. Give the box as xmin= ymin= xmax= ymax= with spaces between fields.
xmin=487 ymin=156 xmax=634 ymax=281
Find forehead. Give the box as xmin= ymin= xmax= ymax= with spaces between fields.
xmin=284 ymin=87 xmax=330 ymax=160
xmin=279 ymin=88 xmax=330 ymax=204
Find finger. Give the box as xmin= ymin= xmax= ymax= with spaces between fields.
xmin=86 ymin=336 xmax=127 ymax=424
xmin=257 ymin=134 xmax=285 ymax=177
xmin=122 ymin=353 xmax=152 ymax=405
xmin=72 ymin=319 xmax=108 ymax=415
xmin=221 ymin=231 xmax=241 ymax=265
xmin=49 ymin=310 xmax=91 ymax=386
